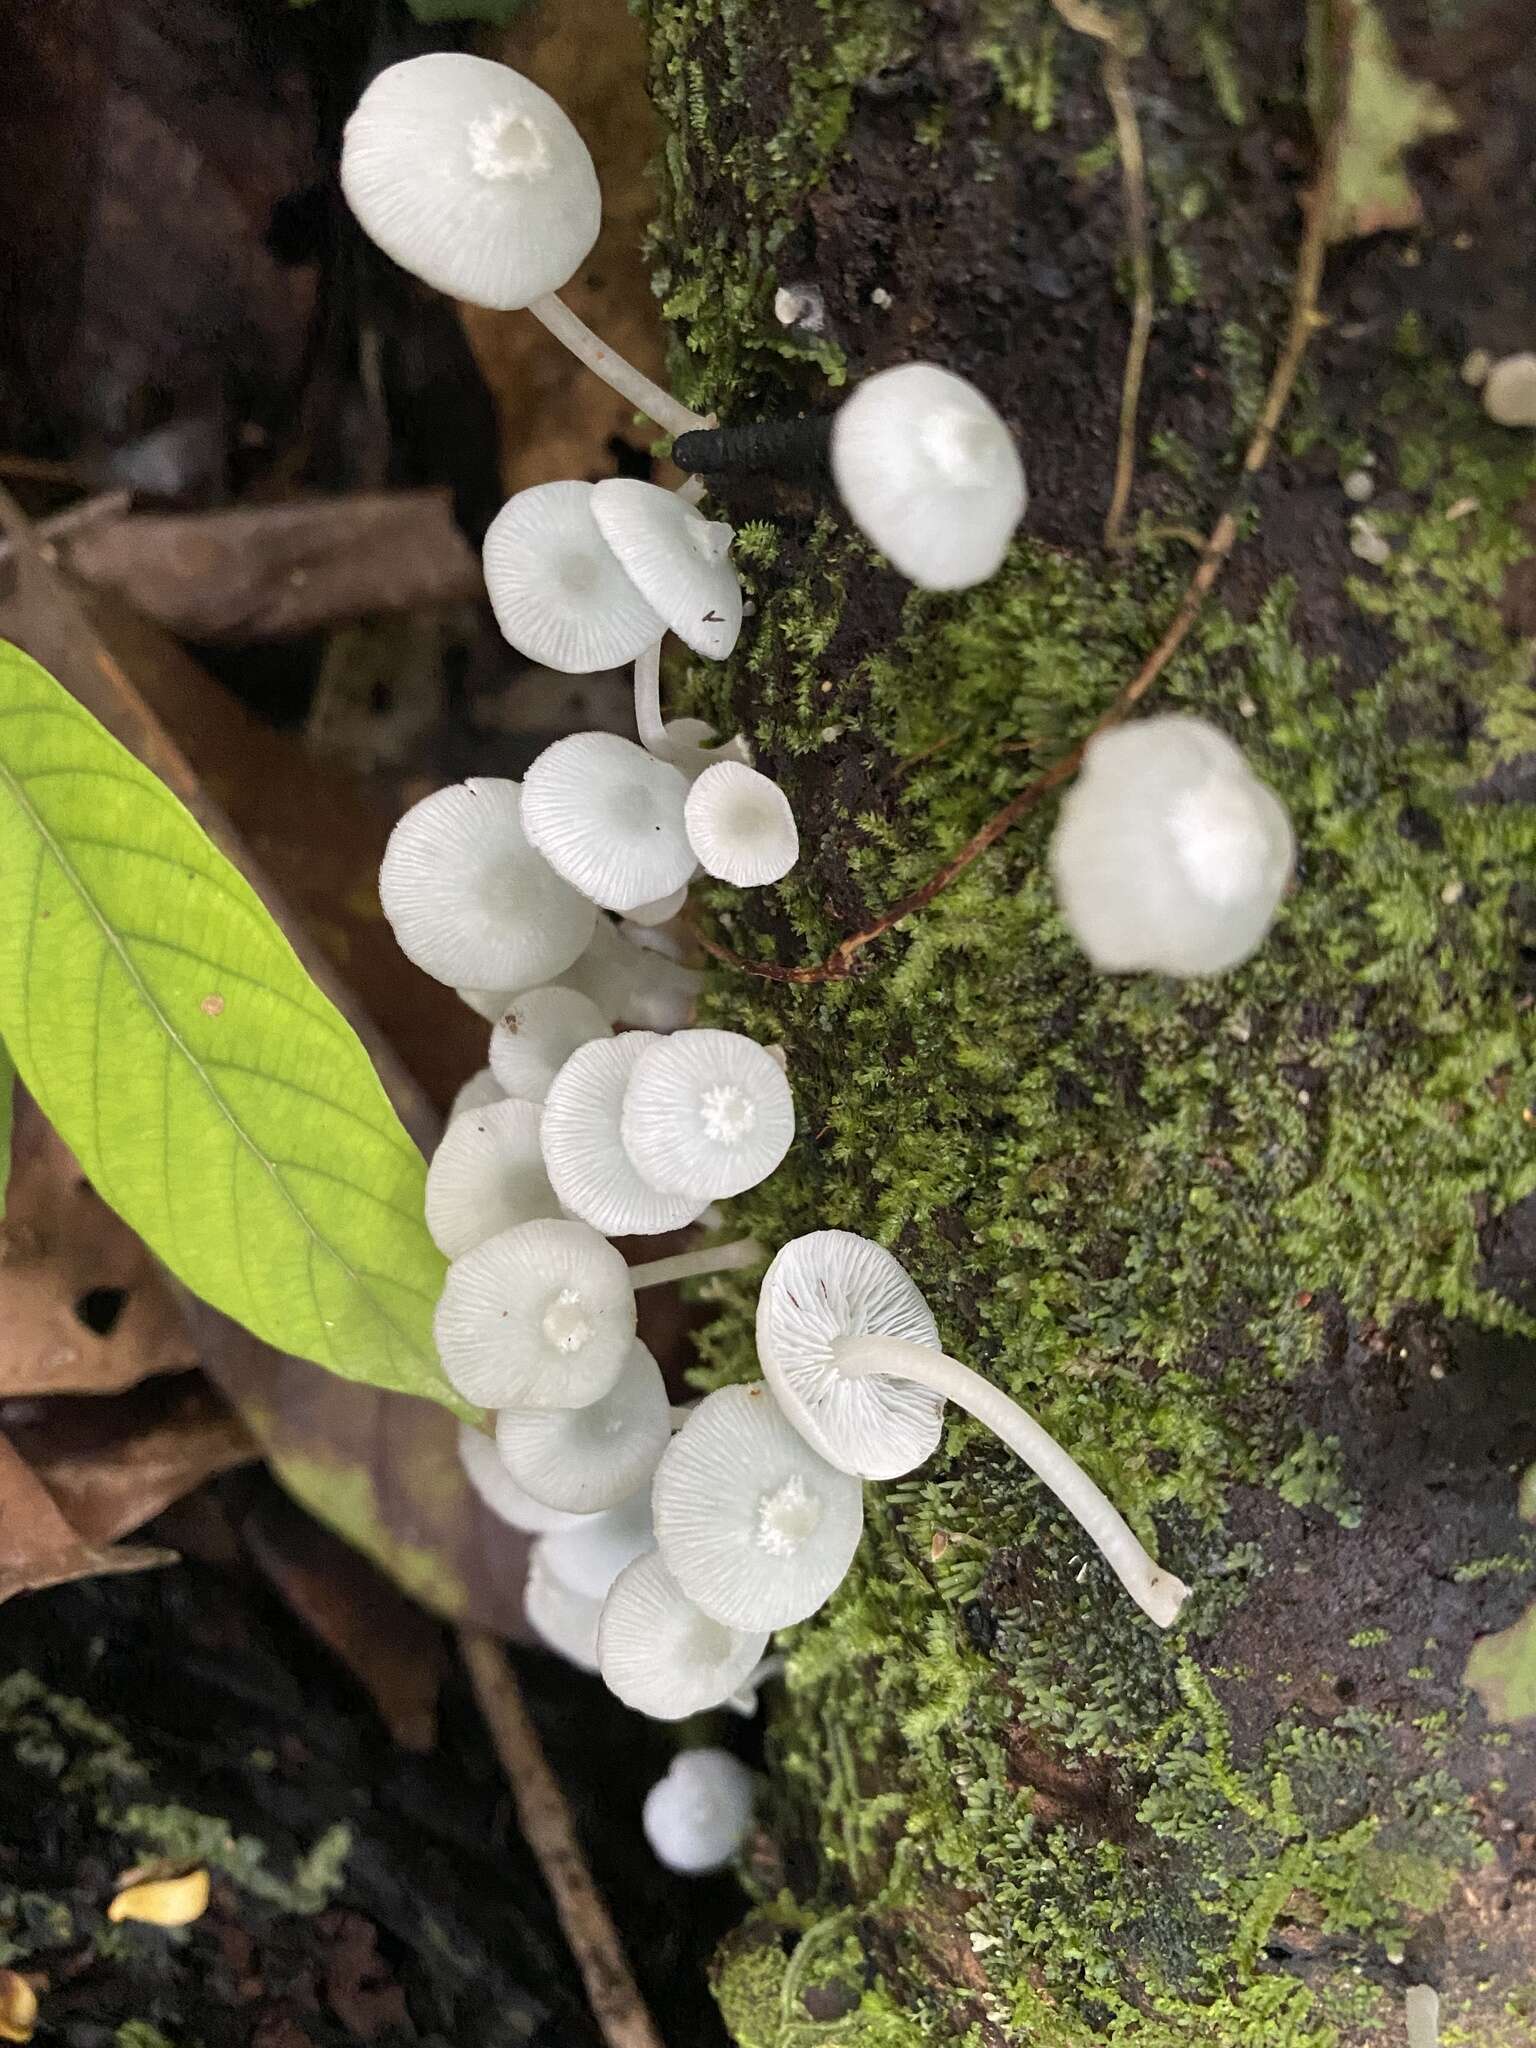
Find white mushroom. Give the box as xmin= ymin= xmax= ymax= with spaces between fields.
xmin=379 ymin=778 xmax=595 ymax=990
xmin=497 ymin=1340 xmax=671 ymax=1513
xmin=619 ymin=1029 xmax=794 ymax=1202
xmin=537 ymin=1486 xmax=654 ymax=1600
xmin=830 ymin=362 xmax=1026 ymax=590
xmin=541 ymin=1034 xmax=709 ymax=1236
xmin=1482 ymin=352 xmax=1536 ymax=429
xmin=652 ymin=1382 xmax=863 ymax=1630
xmin=457 ymin=1421 xmax=589 ymax=1534
xmin=524 ymin=1548 xmax=603 ymax=1670
xmin=563 ymin=915 xmax=704 ymax=1031
xmin=598 ymin=1550 xmax=770 ymax=1721
xmin=521 ymin=732 xmax=695 ymax=915
xmin=425 ymin=1096 xmax=559 ymax=1258
xmin=434 ymin=1216 xmax=637 ymax=1410
xmin=488 ymin=984 xmax=612 ymax=1105
xmin=448 ymin=1065 xmax=505 ymax=1122
xmin=1048 ymin=715 xmax=1294 ymax=978
xmin=483 ymin=482 xmax=664 ymax=674
xmin=685 ymin=761 xmax=799 ymax=886
xmin=642 ymin=1749 xmax=757 ymax=1874
xmin=592 ymin=481 xmax=744 ymax=661
xmin=757 ymin=1232 xmax=1189 ymax=1629
xmin=342 ymin=54 xmax=703 ymax=438
xmin=625 ymin=883 xmax=693 ymax=929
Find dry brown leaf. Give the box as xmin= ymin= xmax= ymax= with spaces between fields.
xmin=0 ymin=1092 xmax=198 ymax=1399
xmin=0 ymin=1428 xmax=174 ymax=1603
xmin=463 ymin=0 xmax=675 ymax=493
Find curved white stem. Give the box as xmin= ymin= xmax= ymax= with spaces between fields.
xmin=528 ymin=293 xmax=708 ymax=439
xmin=633 ymin=639 xmax=671 ymax=758
xmin=629 ymin=1235 xmax=764 ymax=1291
xmin=1406 ymin=1987 xmax=1439 ymax=2048
xmin=835 ymin=1334 xmax=1190 ymax=1629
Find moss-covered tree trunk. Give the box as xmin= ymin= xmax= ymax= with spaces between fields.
xmin=640 ymin=0 xmax=1536 ymax=2040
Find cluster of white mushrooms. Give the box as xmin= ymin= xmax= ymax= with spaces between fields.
xmin=346 ymin=49 xmax=1305 ymax=1750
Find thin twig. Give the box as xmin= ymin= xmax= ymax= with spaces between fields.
xmin=0 ymin=489 xmax=132 ymax=571
xmin=1051 ymin=0 xmax=1153 ymax=550
xmin=460 ymin=1629 xmax=667 ymax=2048
xmin=703 ymin=46 xmax=1345 ymax=990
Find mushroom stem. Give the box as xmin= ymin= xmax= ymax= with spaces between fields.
xmin=528 ymin=293 xmax=708 ymax=439
xmin=834 ymin=1334 xmax=1190 ymax=1628
xmin=629 ymin=1236 xmax=765 ymax=1291
xmin=633 ymin=639 xmax=671 ymax=759
xmin=672 ymin=413 xmax=834 ymax=483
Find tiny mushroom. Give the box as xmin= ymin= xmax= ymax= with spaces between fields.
xmin=619 ymin=1028 xmax=795 ymax=1202
xmin=1482 ymin=352 xmax=1536 ymax=429
xmin=434 ymin=1216 xmax=636 ymax=1410
xmin=484 ymin=482 xmax=664 ymax=673
xmin=424 ymin=1096 xmax=558 ymax=1258
xmin=458 ymin=1421 xmax=588 ymax=1534
xmin=757 ymin=1231 xmax=1189 ymax=1629
xmin=541 ymin=1033 xmax=709 ymax=1236
xmin=1049 ymin=715 xmax=1294 ymax=978
xmin=831 ymin=362 xmax=1027 ymax=591
xmin=497 ymin=1339 xmax=672 ymax=1513
xmin=521 ymin=732 xmax=696 ymax=915
xmin=653 ymin=1383 xmax=863 ymax=1631
xmin=379 ymin=778 xmax=595 ymax=991
xmin=598 ymin=1549 xmax=770 ymax=1721
xmin=642 ymin=1749 xmax=757 ymax=1874
xmin=592 ymin=479 xmax=744 ymax=661
xmin=488 ymin=984 xmax=612 ymax=1105
xmin=684 ymin=760 xmax=800 ymax=886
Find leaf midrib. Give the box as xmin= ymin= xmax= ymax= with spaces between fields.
xmin=0 ymin=746 xmax=436 ymax=1378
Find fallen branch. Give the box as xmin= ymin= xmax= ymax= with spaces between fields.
xmin=459 ymin=1628 xmax=668 ymax=2048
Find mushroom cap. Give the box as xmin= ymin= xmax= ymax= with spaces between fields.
xmin=497 ymin=1340 xmax=671 ymax=1513
xmin=538 ymin=1486 xmax=654 ymax=1601
xmin=488 ymin=984 xmax=612 ymax=1105
xmin=434 ymin=1217 xmax=636 ymax=1410
xmin=541 ymin=1033 xmax=709 ymax=1236
xmin=522 ymin=733 xmax=696 ymax=915
xmin=591 ymin=479 xmax=744 ymax=660
xmin=652 ymin=1382 xmax=864 ymax=1629
xmin=684 ymin=761 xmax=799 ymax=885
xmin=831 ymin=362 xmax=1027 ymax=590
xmin=524 ymin=1546 xmax=603 ymax=1670
xmin=756 ymin=1230 xmax=946 ymax=1480
xmin=341 ymin=53 xmax=600 ymax=309
xmin=425 ymin=1096 xmax=559 ymax=1257
xmin=619 ymin=1029 xmax=794 ymax=1202
xmin=564 ymin=916 xmax=704 ymax=1030
xmin=448 ymin=1065 xmax=505 ymax=1121
xmin=1048 ymin=714 xmax=1294 ymax=977
xmin=380 ymin=778 xmax=595 ymax=991
xmin=484 ymin=483 xmax=664 ymax=674
xmin=642 ymin=1749 xmax=757 ymax=1874
xmin=1483 ymin=352 xmax=1536 ymax=429
xmin=598 ymin=1550 xmax=770 ymax=1721
xmin=625 ymin=883 xmax=693 ymax=928
xmin=457 ymin=1421 xmax=589 ymax=1534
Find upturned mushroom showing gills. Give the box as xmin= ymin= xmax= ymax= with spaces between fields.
xmin=598 ymin=1549 xmax=771 ymax=1720
xmin=1049 ymin=714 xmax=1294 ymax=978
xmin=684 ymin=760 xmax=800 ymax=886
xmin=651 ymin=1382 xmax=864 ymax=1630
xmin=591 ymin=480 xmax=744 ymax=663
xmin=521 ymin=732 xmax=696 ymax=916
xmin=540 ymin=1033 xmax=710 ymax=1237
xmin=341 ymin=53 xmax=705 ymax=438
xmin=830 ymin=362 xmax=1027 ymax=591
xmin=483 ymin=482 xmax=664 ymax=674
xmin=379 ymin=778 xmax=595 ymax=992
xmin=757 ymin=1232 xmax=1189 ymax=1629
xmin=619 ymin=1028 xmax=795 ymax=1203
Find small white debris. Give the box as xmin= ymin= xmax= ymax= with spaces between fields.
xmin=870 ymin=286 xmax=893 ymax=308
xmin=774 ymin=284 xmax=826 ymax=333
xmin=1482 ymin=352 xmax=1536 ymax=429
xmin=1349 ymin=517 xmax=1392 ymax=566
xmin=1342 ymin=469 xmax=1374 ymax=503
xmin=1460 ymin=348 xmax=1492 ymax=388
xmin=1440 ymin=879 xmax=1464 ymax=905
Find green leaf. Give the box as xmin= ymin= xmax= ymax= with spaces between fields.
xmin=0 ymin=1028 xmax=13 ymax=1221
xmin=0 ymin=640 xmax=454 ymax=1408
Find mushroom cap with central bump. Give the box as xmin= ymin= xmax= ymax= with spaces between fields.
xmin=684 ymin=761 xmax=799 ymax=885
xmin=434 ymin=1216 xmax=636 ymax=1410
xmin=521 ymin=732 xmax=695 ymax=914
xmin=756 ymin=1230 xmax=947 ymax=1480
xmin=341 ymin=53 xmax=601 ymax=309
xmin=484 ymin=482 xmax=664 ymax=674
xmin=489 ymin=984 xmax=612 ymax=1105
xmin=652 ymin=1383 xmax=864 ymax=1630
xmin=1048 ymin=714 xmax=1294 ymax=977
xmin=541 ymin=1033 xmax=709 ymax=1237
xmin=457 ymin=1422 xmax=589 ymax=1534
xmin=380 ymin=778 xmax=595 ymax=991
xmin=425 ymin=1096 xmax=559 ymax=1258
xmin=831 ymin=362 xmax=1026 ymax=591
xmin=591 ymin=479 xmax=744 ymax=660
xmin=497 ymin=1340 xmax=671 ymax=1513
xmin=598 ymin=1549 xmax=770 ymax=1721
xmin=620 ymin=1029 xmax=794 ymax=1202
